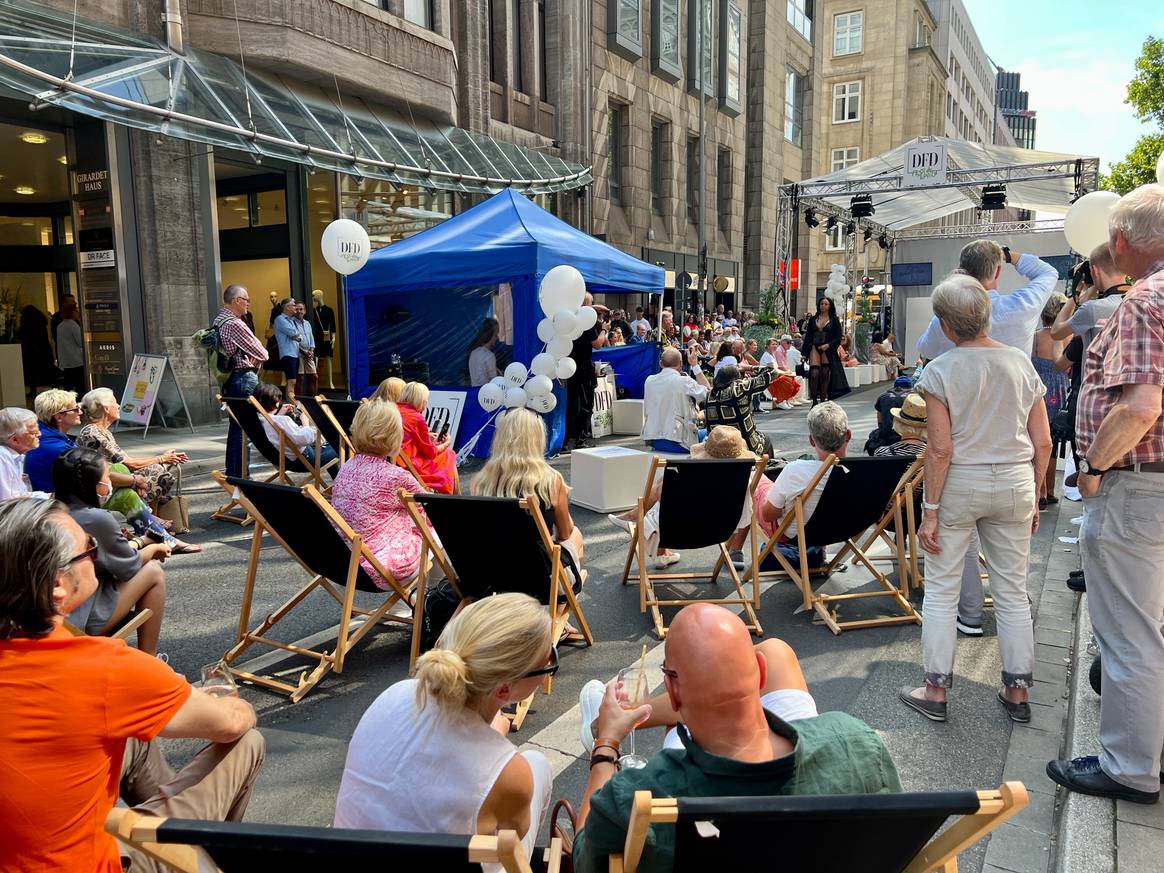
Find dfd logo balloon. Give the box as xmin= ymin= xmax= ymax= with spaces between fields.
xmin=321 ymin=219 xmax=370 ymax=276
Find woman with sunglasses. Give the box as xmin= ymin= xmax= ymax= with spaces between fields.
xmin=51 ymin=448 xmax=169 ymax=655
xmin=335 ymin=593 xmax=555 ymax=863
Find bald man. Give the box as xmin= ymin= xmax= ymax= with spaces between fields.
xmin=640 ymin=346 xmax=710 ymax=453
xmin=571 ymin=605 xmax=901 ymax=873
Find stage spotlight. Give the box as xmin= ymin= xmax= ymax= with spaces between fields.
xmin=844 ymin=221 xmax=856 ymax=237
xmin=850 ymin=194 xmax=874 ymax=218
xmin=804 ymin=208 xmax=820 ymax=228
xmin=878 ymin=234 xmax=890 ymax=249
xmin=825 ymin=215 xmax=837 ymax=232
xmin=862 ymin=227 xmax=873 ymax=243
xmin=981 ymin=184 xmax=1007 ymax=210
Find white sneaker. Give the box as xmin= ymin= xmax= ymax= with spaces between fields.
xmin=777 ymin=401 xmax=793 ymax=410
xmin=607 ymin=514 xmax=634 ymax=535
xmin=578 ymin=679 xmax=605 ymax=753
xmin=655 ymin=551 xmax=681 ymax=569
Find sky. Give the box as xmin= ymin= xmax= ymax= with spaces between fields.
xmin=959 ymin=1 xmax=1164 ymax=170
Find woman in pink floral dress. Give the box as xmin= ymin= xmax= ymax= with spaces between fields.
xmin=331 ymin=399 xmax=429 ymax=587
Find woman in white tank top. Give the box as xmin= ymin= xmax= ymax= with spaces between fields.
xmin=334 ymin=593 xmax=556 ymax=863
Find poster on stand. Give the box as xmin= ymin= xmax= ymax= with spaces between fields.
xmin=425 ymin=390 xmax=466 ymax=445
xmin=591 ymin=374 xmax=617 ymax=438
xmin=121 ymin=354 xmax=169 ymax=425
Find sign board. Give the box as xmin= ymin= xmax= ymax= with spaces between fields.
xmin=424 ymin=390 xmax=466 ymax=445
xmin=73 ymin=169 xmax=110 ymax=197
xmin=591 ymin=374 xmax=617 ymax=438
xmin=788 ymin=258 xmax=801 ymax=290
xmin=902 ymin=142 xmax=947 ymax=188
xmin=890 ymin=262 xmax=934 ymax=287
xmin=121 ymin=354 xmax=169 ymax=425
xmin=80 ymin=249 xmax=115 ymax=269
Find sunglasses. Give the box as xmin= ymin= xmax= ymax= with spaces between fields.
xmin=661 ymin=662 xmax=679 ymax=680
xmin=66 ymin=534 xmax=99 ymax=568
xmin=60 ymin=406 xmax=82 ymax=415
xmin=523 ymin=645 xmax=560 ymax=679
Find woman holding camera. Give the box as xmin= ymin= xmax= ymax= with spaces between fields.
xmin=252 ymin=383 xmax=338 ymax=476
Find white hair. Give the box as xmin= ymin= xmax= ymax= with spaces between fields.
xmin=931 ymin=273 xmax=991 ymax=341
xmin=1109 ymin=184 xmax=1164 ymax=252
xmin=807 ymin=401 xmax=849 ymax=453
xmin=80 ymin=387 xmax=118 ymax=423
xmin=0 ymin=407 xmax=36 ymax=443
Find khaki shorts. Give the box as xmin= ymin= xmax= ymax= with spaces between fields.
xmin=299 ymin=351 xmax=317 ymax=374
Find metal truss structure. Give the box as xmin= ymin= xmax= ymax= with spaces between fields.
xmin=893 ymin=218 xmax=1066 ymax=240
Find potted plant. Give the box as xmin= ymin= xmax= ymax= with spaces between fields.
xmin=743 ymin=283 xmax=785 ymax=344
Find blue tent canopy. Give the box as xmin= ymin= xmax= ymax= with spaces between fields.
xmin=344 ymin=189 xmax=663 ymax=454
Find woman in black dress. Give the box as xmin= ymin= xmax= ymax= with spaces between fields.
xmin=800 ymin=297 xmax=851 ymax=404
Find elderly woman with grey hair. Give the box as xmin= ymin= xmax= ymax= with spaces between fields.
xmin=0 ymin=406 xmax=49 ymax=500
xmin=703 ymin=361 xmax=778 ymax=457
xmin=900 ymin=273 xmax=1052 ymax=725
xmin=76 ymin=387 xmax=187 ymax=506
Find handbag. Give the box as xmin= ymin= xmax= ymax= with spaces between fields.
xmin=154 ymin=465 xmax=190 ymax=534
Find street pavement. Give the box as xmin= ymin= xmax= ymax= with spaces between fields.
xmin=135 ymin=383 xmax=1100 ymax=872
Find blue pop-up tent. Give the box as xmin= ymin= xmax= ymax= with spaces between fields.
xmin=345 ymin=189 xmax=663 ymax=455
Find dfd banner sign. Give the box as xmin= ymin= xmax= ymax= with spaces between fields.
xmin=425 ymin=390 xmax=466 ymax=444
xmin=902 ymin=142 xmax=947 ymax=188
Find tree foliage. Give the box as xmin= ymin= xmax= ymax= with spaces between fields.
xmin=1126 ymin=36 xmax=1164 ymax=128
xmin=1103 ymin=132 xmax=1164 ymax=194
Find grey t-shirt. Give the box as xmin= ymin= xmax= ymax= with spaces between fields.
xmin=1067 ymin=293 xmax=1125 ymax=351
xmin=916 ymin=346 xmax=1045 ymax=466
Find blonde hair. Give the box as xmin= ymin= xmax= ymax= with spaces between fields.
xmin=931 ymin=274 xmax=991 ymax=341
xmin=34 ymin=389 xmax=78 ymax=425
xmin=80 ymin=387 xmax=117 ymax=423
xmin=373 ymin=377 xmax=406 ymax=404
xmin=1041 ymin=293 xmax=1068 ymax=326
xmin=472 ymin=409 xmax=559 ymax=508
xmin=413 ymin=593 xmax=550 ymax=711
xmin=351 ymin=400 xmax=403 ymax=458
xmin=399 ymin=381 xmax=429 ymax=411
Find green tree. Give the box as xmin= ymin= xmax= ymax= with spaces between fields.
xmin=1104 ymin=132 xmax=1164 ymax=194
xmin=1127 ymin=36 xmax=1164 ymax=127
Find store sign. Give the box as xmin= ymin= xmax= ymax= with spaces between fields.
xmin=80 ymin=249 xmax=115 ymax=269
xmin=424 ymin=390 xmax=466 ymax=445
xmin=902 ymin=142 xmax=947 ymax=188
xmin=73 ymin=169 xmax=109 ymax=197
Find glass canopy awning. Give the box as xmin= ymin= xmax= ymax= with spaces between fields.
xmin=0 ymin=0 xmax=591 ymax=195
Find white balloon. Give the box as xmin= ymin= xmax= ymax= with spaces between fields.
xmin=530 ymin=352 xmax=557 ymax=377
xmin=548 ymin=336 xmax=573 ymax=359
xmin=525 ymin=374 xmax=553 ymax=397
xmin=539 ymin=265 xmax=586 ymax=317
xmin=555 ymin=357 xmax=577 ymax=380
xmin=1064 ymin=190 xmax=1120 ymax=254
xmin=552 ymin=309 xmax=578 ymax=336
xmin=826 ymin=279 xmax=844 ymax=292
xmin=320 ymin=219 xmax=370 ymax=276
xmin=830 ymin=263 xmax=846 ymax=273
xmin=490 ymin=375 xmax=510 ymax=390
xmin=529 ymin=392 xmax=557 ymax=413
xmin=503 ymin=362 xmax=528 ymax=386
xmin=1157 ymin=149 xmax=1164 ymax=184
xmin=574 ymin=306 xmax=598 ymax=331
xmin=504 ymin=387 xmax=528 ymax=408
xmin=536 ymin=317 xmax=557 ymax=344
xmin=478 ymin=382 xmax=505 ymax=412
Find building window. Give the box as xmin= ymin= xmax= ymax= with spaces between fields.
xmin=717 ymin=148 xmax=731 ymax=230
xmin=719 ymin=0 xmax=743 ymax=114
xmin=833 ymin=10 xmax=862 ymax=55
xmin=651 ymin=121 xmax=666 ymax=214
xmin=687 ymin=0 xmax=713 ymax=96
xmin=830 ymin=147 xmax=859 ymax=171
xmin=651 ymin=0 xmax=682 ymax=82
xmin=512 ymin=0 xmax=524 ymax=92
xmin=786 ymin=0 xmax=811 ymax=42
xmin=784 ymin=69 xmax=804 ymax=146
xmin=608 ymin=103 xmax=624 ymax=206
xmin=825 ymin=223 xmax=845 ymax=250
xmin=403 ymin=0 xmax=431 ymax=28
xmin=608 ymin=0 xmax=643 ymax=60
xmin=538 ymin=0 xmax=548 ymax=100
xmin=687 ymin=135 xmax=700 ymax=225
xmin=833 ymin=80 xmax=861 ymax=123
xmin=913 ymin=12 xmax=929 ymax=47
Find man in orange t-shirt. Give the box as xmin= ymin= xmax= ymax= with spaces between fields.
xmin=0 ymin=499 xmax=265 ymax=872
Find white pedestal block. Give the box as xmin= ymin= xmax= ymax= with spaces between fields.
xmin=569 ymin=446 xmax=653 ymax=513
xmin=857 ymin=364 xmax=873 ymax=385
xmin=612 ymin=399 xmax=644 ymax=435
xmin=843 ymin=366 xmax=860 ymax=388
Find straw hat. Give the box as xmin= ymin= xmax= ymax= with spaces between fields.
xmin=691 ymin=425 xmax=755 ymax=459
xmin=889 ymin=393 xmax=928 ymax=433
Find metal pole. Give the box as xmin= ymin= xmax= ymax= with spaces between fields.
xmin=696 ymin=0 xmax=707 ymax=320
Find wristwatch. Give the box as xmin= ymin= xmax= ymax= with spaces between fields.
xmin=1079 ymin=458 xmax=1107 ymax=476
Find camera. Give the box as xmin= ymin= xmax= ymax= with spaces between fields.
xmin=1066 ymin=259 xmax=1092 ymax=299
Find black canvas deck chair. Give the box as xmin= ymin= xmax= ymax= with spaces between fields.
xmin=619 ymin=457 xmax=766 ymax=639
xmin=299 ymin=394 xmax=356 ymax=464
xmin=849 ymin=454 xmax=927 ymax=590
xmin=212 ymin=396 xmax=332 ymax=524
xmin=321 ymin=397 xmax=362 ymax=438
xmin=608 ymin=783 xmax=1028 ymax=873
xmin=106 ymin=808 xmax=560 ymax=873
xmin=210 ymin=471 xmax=416 ymax=702
xmin=401 ymin=491 xmax=594 ymax=730
xmin=754 ymin=455 xmax=922 ymax=634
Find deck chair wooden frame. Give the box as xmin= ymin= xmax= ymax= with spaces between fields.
xmin=211 ymin=395 xmax=332 ymax=525
xmin=65 ymin=608 xmax=153 ymax=642
xmin=401 ymin=491 xmax=594 ymax=730
xmin=210 ymin=471 xmax=416 ymax=702
xmin=298 ymin=394 xmax=356 ymax=464
xmin=106 ymin=808 xmax=557 ymax=873
xmin=610 ymin=783 xmax=1028 ymax=873
xmin=848 ymin=455 xmax=926 ymax=589
xmin=753 ymin=455 xmax=923 ymax=635
xmin=619 ymin=457 xmax=766 ymax=640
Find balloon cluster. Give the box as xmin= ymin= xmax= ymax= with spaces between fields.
xmin=824 ymin=264 xmax=850 ymax=307
xmin=477 ymin=264 xmax=591 ymax=416
xmin=1064 ymin=191 xmax=1120 ymax=255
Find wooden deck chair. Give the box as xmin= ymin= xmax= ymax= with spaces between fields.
xmin=106 ymin=808 xmax=560 ymax=873
xmin=849 ymin=455 xmax=926 ymax=588
xmin=298 ymin=394 xmax=355 ymax=464
xmin=65 ymin=608 xmax=153 ymax=642
xmin=211 ymin=396 xmax=330 ymax=524
xmin=609 ymin=782 xmax=1028 ymax=873
xmin=321 ymin=397 xmax=362 ymax=437
xmin=619 ymin=457 xmax=766 ymax=640
xmin=210 ymin=471 xmax=416 ymax=702
xmin=754 ymin=455 xmax=922 ymax=634
xmin=401 ymin=491 xmax=594 ymax=730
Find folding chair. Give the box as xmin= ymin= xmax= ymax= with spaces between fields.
xmin=849 ymin=455 xmax=926 ymax=589
xmin=106 ymin=808 xmax=561 ymax=873
xmin=210 ymin=471 xmax=416 ymax=702
xmin=321 ymin=397 xmax=362 ymax=437
xmin=754 ymin=455 xmax=922 ymax=634
xmin=619 ymin=457 xmax=766 ymax=639
xmin=401 ymin=491 xmax=594 ymax=730
xmin=609 ymin=782 xmax=1028 ymax=873
xmin=211 ymin=396 xmax=332 ymax=524
xmin=298 ymin=394 xmax=355 ymax=464
xmin=65 ymin=608 xmax=153 ymax=642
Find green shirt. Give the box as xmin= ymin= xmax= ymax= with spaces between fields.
xmin=572 ymin=711 xmax=902 ymax=873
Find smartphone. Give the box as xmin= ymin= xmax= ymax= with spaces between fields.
xmin=438 ymin=422 xmax=450 ymax=442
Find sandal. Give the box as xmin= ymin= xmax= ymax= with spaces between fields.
xmin=170 ymin=542 xmax=203 ymax=554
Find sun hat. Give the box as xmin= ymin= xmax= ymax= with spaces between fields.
xmin=889 ymin=393 xmax=928 ymax=431
xmin=690 ymin=425 xmax=755 ymax=459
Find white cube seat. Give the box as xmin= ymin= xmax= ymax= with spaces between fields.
xmin=569 ymin=446 xmax=653 ymax=513
xmin=613 ymin=399 xmax=645 ymax=435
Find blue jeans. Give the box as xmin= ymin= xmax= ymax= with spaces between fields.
xmin=650 ymin=430 xmax=707 ymax=454
xmin=302 ymin=444 xmax=339 ymax=479
xmin=224 ymin=369 xmax=259 ymax=477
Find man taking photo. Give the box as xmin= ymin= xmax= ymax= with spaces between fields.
xmin=641 ymin=346 xmax=710 ymax=453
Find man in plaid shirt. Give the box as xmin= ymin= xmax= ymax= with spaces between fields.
xmin=1047 ymin=184 xmax=1164 ymax=805
xmin=214 ymin=285 xmax=268 ymax=477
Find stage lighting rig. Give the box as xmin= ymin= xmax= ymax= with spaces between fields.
xmin=825 ymin=215 xmax=837 ymax=232
xmin=804 ymin=208 xmax=820 ymax=228
xmin=844 ymin=221 xmax=856 ymax=237
xmin=850 ymin=194 xmax=875 ymax=218
xmin=980 ymin=184 xmax=1007 ymax=210
xmin=862 ymin=227 xmax=873 ymax=243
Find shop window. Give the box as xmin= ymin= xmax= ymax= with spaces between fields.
xmin=216 ymin=195 xmax=249 ymax=230
xmin=255 ymin=189 xmax=286 ymax=226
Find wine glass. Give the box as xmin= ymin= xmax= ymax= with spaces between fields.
xmin=197 ymin=660 xmax=238 ymax=698
xmin=616 ymin=666 xmax=660 ymax=770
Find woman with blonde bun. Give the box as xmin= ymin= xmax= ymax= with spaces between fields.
xmin=372 ymin=376 xmax=406 ymax=404
xmin=335 ymin=593 xmax=556 ymax=861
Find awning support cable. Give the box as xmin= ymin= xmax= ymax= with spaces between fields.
xmin=65 ymin=0 xmax=79 ymax=81
xmin=231 ymin=0 xmax=256 ymax=135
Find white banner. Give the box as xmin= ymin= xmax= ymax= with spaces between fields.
xmin=902 ymin=142 xmax=947 ymax=188
xmin=591 ymin=374 xmax=616 ymax=438
xmin=424 ymin=390 xmax=466 ymax=444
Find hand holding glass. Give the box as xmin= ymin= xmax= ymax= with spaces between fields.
xmin=197 ymin=661 xmax=238 ymax=698
xmin=616 ymin=666 xmax=659 ymax=770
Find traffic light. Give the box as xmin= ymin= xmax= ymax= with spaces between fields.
xmin=861 ymin=276 xmax=873 ymax=294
